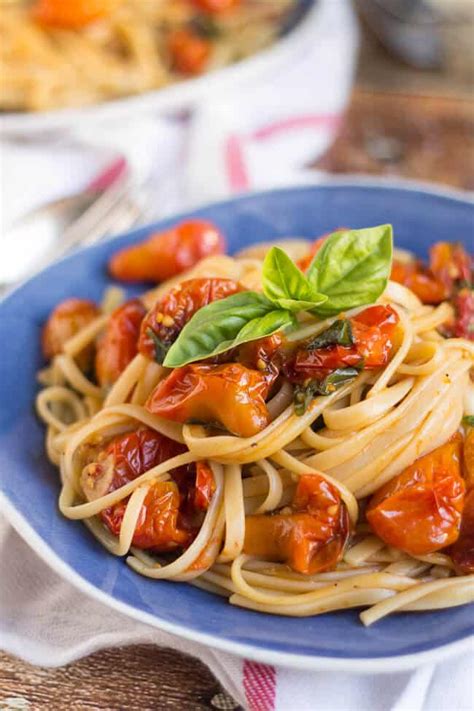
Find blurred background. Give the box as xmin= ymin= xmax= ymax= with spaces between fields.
xmin=0 ymin=0 xmax=473 ymax=707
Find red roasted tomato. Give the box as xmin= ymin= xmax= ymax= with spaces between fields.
xmin=42 ymin=297 xmax=99 ymax=360
xmin=146 ymin=362 xmax=271 ymax=438
xmin=191 ymin=0 xmax=241 ymax=13
xmin=367 ymin=435 xmax=465 ymax=556
xmin=429 ymin=242 xmax=472 ymax=293
xmin=168 ymin=29 xmax=211 ymax=75
xmin=108 ymin=220 xmax=225 ymax=283
xmin=390 ymin=260 xmax=447 ymax=304
xmin=237 ymin=333 xmax=283 ymax=389
xmin=450 ymin=488 xmax=474 ymax=574
xmin=80 ymin=427 xmax=194 ymax=551
xmin=244 ymin=474 xmax=350 ymax=574
xmin=290 ymin=305 xmax=399 ymax=381
xmin=139 ymin=278 xmax=242 ymax=362
xmin=95 ymin=298 xmax=146 ymax=387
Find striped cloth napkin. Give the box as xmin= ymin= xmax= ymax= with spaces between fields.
xmin=1 ymin=0 xmax=472 ymax=708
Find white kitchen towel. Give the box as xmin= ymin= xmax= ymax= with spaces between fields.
xmin=1 ymin=518 xmax=473 ymax=711
xmin=1 ymin=1 xmax=473 ymax=709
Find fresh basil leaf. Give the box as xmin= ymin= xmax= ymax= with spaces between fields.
xmin=307 ymin=225 xmax=393 ymax=315
xmin=293 ymin=367 xmax=359 ymax=415
xmin=262 ymin=246 xmax=327 ymax=312
xmin=307 ymin=319 xmax=353 ymax=350
xmin=163 ymin=291 xmax=292 ymax=367
xmin=463 ymin=415 xmax=474 ymax=427
xmin=146 ymin=328 xmax=170 ymax=365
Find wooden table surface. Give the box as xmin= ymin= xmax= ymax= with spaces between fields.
xmin=1 ymin=13 xmax=474 ymax=711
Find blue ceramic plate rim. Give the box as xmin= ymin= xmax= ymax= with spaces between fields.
xmin=1 ymin=181 xmax=473 ymax=672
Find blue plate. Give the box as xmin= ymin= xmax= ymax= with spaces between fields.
xmin=1 ymin=184 xmax=473 ymax=671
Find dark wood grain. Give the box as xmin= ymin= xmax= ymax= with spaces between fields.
xmin=0 ymin=646 xmax=240 ymax=711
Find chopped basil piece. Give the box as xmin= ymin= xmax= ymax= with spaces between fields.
xmin=189 ymin=16 xmax=221 ymax=38
xmin=307 ymin=319 xmax=353 ymax=350
xmin=463 ymin=415 xmax=474 ymax=427
xmin=294 ymin=367 xmax=359 ymax=416
xmin=147 ymin=328 xmax=170 ymax=365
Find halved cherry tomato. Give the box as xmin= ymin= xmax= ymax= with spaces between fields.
xmin=139 ymin=278 xmax=242 ymax=362
xmin=168 ymin=29 xmax=211 ymax=75
xmin=390 ymin=260 xmax=447 ymax=304
xmin=80 ymin=427 xmax=192 ymax=551
xmin=32 ymin=0 xmax=117 ymax=28
xmin=244 ymin=474 xmax=350 ymax=574
xmin=191 ymin=0 xmax=241 ymax=13
xmin=290 ymin=305 xmax=399 ymax=381
xmin=95 ymin=298 xmax=146 ymax=387
xmin=450 ymin=489 xmax=474 ymax=574
xmin=146 ymin=363 xmax=270 ymax=438
xmin=464 ymin=427 xmax=474 ymax=489
xmin=367 ymin=435 xmax=465 ymax=556
xmin=42 ymin=297 xmax=99 ymax=360
xmin=109 ymin=220 xmax=226 ymax=283
xmin=429 ymin=242 xmax=472 ymax=293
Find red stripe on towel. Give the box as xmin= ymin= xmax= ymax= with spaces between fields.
xmin=243 ymin=660 xmax=276 ymax=711
xmin=225 ymin=134 xmax=250 ymax=191
xmin=252 ymin=113 xmax=341 ymax=141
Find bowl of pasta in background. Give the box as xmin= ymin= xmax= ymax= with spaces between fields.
xmin=0 ymin=0 xmax=321 ymax=135
xmin=0 ymin=182 xmax=473 ymax=671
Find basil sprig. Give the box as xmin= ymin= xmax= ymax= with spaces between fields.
xmin=307 ymin=225 xmax=393 ymax=316
xmin=163 ymin=225 xmax=393 ymax=368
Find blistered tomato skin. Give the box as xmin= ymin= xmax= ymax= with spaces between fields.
xmin=450 ymin=489 xmax=474 ymax=574
xmin=146 ymin=362 xmax=271 ymax=438
xmin=42 ymin=298 xmax=99 ymax=360
xmin=429 ymin=242 xmax=472 ymax=293
xmin=80 ymin=427 xmax=190 ymax=551
xmin=139 ymin=278 xmax=242 ymax=362
xmin=95 ymin=298 xmax=146 ymax=387
xmin=367 ymin=435 xmax=465 ymax=556
xmin=390 ymin=260 xmax=447 ymax=304
xmin=451 ymin=289 xmax=474 ymax=341
xmin=244 ymin=474 xmax=350 ymax=575
xmin=108 ymin=220 xmax=226 ymax=283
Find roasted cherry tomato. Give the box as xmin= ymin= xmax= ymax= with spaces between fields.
xmin=244 ymin=474 xmax=350 ymax=574
xmin=146 ymin=362 xmax=270 ymax=438
xmin=464 ymin=427 xmax=474 ymax=488
xmin=139 ymin=278 xmax=242 ymax=362
xmin=237 ymin=333 xmax=283 ymax=389
xmin=167 ymin=29 xmax=211 ymax=75
xmin=109 ymin=220 xmax=226 ymax=283
xmin=446 ymin=288 xmax=474 ymax=341
xmin=42 ymin=297 xmax=99 ymax=361
xmin=32 ymin=0 xmax=117 ymax=28
xmin=390 ymin=260 xmax=447 ymax=304
xmin=290 ymin=305 xmax=399 ymax=381
xmin=194 ymin=461 xmax=216 ymax=510
xmin=450 ymin=488 xmax=474 ymax=574
xmin=80 ymin=427 xmax=192 ymax=551
xmin=191 ymin=0 xmax=241 ymax=13
xmin=95 ymin=298 xmax=146 ymax=387
xmin=367 ymin=435 xmax=465 ymax=556
xmin=429 ymin=242 xmax=472 ymax=293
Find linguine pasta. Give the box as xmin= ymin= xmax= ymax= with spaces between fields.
xmin=36 ymin=226 xmax=474 ymax=625
xmin=0 ymin=0 xmax=295 ymax=112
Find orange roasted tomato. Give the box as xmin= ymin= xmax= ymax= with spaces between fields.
xmin=139 ymin=278 xmax=242 ymax=362
xmin=146 ymin=362 xmax=271 ymax=438
xmin=289 ymin=305 xmax=399 ymax=381
xmin=95 ymin=298 xmax=146 ymax=387
xmin=390 ymin=260 xmax=447 ymax=304
xmin=168 ymin=28 xmax=211 ymax=75
xmin=109 ymin=220 xmax=226 ymax=283
xmin=429 ymin=242 xmax=472 ymax=294
xmin=42 ymin=297 xmax=99 ymax=360
xmin=32 ymin=0 xmax=117 ymax=28
xmin=367 ymin=435 xmax=465 ymax=556
xmin=450 ymin=489 xmax=474 ymax=574
xmin=191 ymin=0 xmax=241 ymax=13
xmin=244 ymin=474 xmax=350 ymax=574
xmin=80 ymin=427 xmax=193 ymax=551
